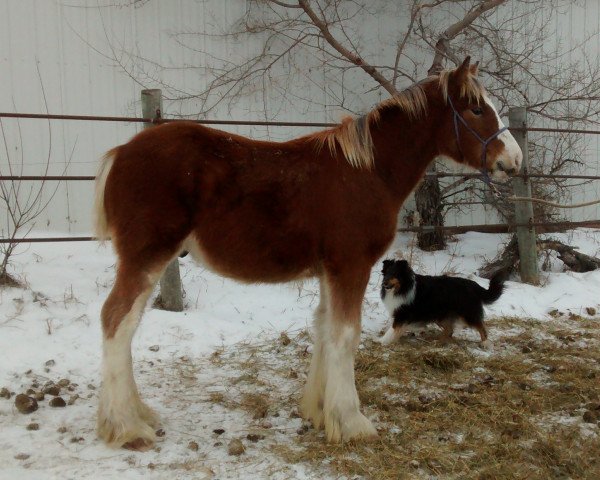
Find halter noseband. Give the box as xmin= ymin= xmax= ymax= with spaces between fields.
xmin=447 ymin=96 xmax=508 ymax=185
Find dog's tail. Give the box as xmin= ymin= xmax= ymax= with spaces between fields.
xmin=481 ymin=272 xmax=506 ymax=304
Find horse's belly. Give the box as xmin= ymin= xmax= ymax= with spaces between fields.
xmin=183 ymin=224 xmax=318 ymax=284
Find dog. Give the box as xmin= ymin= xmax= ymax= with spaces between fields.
xmin=379 ymin=259 xmax=505 ymax=345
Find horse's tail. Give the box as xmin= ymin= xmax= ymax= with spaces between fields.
xmin=93 ymin=148 xmax=117 ymax=242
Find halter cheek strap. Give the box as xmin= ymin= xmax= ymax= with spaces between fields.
xmin=447 ymin=96 xmax=508 ymax=185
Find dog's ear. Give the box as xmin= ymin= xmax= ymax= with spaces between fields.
xmin=382 ymin=259 xmax=393 ymax=268
xmin=399 ymin=260 xmax=409 ymax=269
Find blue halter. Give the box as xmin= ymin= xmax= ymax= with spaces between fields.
xmin=447 ymin=96 xmax=508 ymax=185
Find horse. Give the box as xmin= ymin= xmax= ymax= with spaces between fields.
xmin=93 ymin=57 xmax=522 ymax=450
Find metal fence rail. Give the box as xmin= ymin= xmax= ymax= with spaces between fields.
xmin=1 ymin=107 xmax=600 ymax=250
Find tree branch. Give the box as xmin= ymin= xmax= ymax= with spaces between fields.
xmin=428 ymin=0 xmax=507 ymax=75
xmin=298 ymin=0 xmax=398 ymax=96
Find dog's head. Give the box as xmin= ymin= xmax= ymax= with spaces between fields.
xmin=381 ymin=259 xmax=414 ymax=294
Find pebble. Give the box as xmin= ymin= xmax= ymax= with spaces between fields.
xmin=155 ymin=428 xmax=166 ymax=437
xmin=586 ymin=307 xmax=596 ymax=316
xmin=45 ymin=359 xmax=56 ymax=367
xmin=15 ymin=394 xmax=38 ymax=414
xmin=68 ymin=394 xmax=79 ymax=406
xmin=188 ymin=441 xmax=199 ymax=451
xmin=246 ymin=433 xmax=265 ymax=442
xmin=49 ymin=397 xmax=66 ymax=408
xmin=0 ymin=387 xmax=11 ymax=399
xmin=213 ymin=428 xmax=225 ymax=435
xmin=583 ymin=410 xmax=599 ymax=423
xmin=57 ymin=426 xmax=68 ymax=434
xmin=227 ymin=439 xmax=245 ymax=456
xmin=87 ymin=384 xmax=96 ymax=390
xmin=33 ymin=392 xmax=45 ymax=401
xmin=43 ymin=385 xmax=61 ymax=396
xmin=26 ymin=423 xmax=40 ymax=431
xmin=57 ymin=379 xmax=70 ymax=387
xmin=149 ymin=345 xmax=160 ymax=352
xmin=14 ymin=453 xmax=30 ymax=461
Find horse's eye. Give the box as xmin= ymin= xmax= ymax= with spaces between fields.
xmin=471 ymin=107 xmax=483 ymax=115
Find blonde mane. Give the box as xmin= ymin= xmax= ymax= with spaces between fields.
xmin=312 ymin=66 xmax=485 ymax=170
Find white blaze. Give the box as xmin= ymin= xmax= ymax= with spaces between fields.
xmin=483 ymin=95 xmax=523 ymax=177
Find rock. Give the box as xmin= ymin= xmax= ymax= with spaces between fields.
xmin=15 ymin=394 xmax=38 ymax=414
xmin=260 ymin=421 xmax=273 ymax=429
xmin=14 ymin=453 xmax=30 ymax=460
xmin=586 ymin=307 xmax=596 ymax=316
xmin=49 ymin=397 xmax=66 ymax=408
xmin=67 ymin=394 xmax=79 ymax=406
xmin=246 ymin=433 xmax=265 ymax=442
xmin=33 ymin=392 xmax=45 ymax=401
xmin=87 ymin=384 xmax=96 ymax=390
xmin=70 ymin=437 xmax=84 ymax=443
xmin=155 ymin=428 xmax=166 ymax=437
xmin=213 ymin=428 xmax=225 ymax=435
xmin=583 ymin=410 xmax=599 ymax=423
xmin=188 ymin=441 xmax=199 ymax=451
xmin=26 ymin=388 xmax=36 ymax=395
xmin=57 ymin=426 xmax=68 ymax=433
xmin=45 ymin=359 xmax=56 ymax=367
xmin=57 ymin=379 xmax=70 ymax=388
xmin=227 ymin=439 xmax=245 ymax=456
xmin=149 ymin=345 xmax=160 ymax=352
xmin=26 ymin=423 xmax=40 ymax=431
xmin=43 ymin=384 xmax=60 ymax=396
xmin=0 ymin=387 xmax=11 ymax=399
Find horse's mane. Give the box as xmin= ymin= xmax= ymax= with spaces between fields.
xmin=311 ymin=67 xmax=485 ymax=170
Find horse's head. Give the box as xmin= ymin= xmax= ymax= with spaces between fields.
xmin=436 ymin=57 xmax=522 ymax=180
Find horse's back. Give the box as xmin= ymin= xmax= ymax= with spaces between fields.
xmin=102 ymin=122 xmax=327 ymax=281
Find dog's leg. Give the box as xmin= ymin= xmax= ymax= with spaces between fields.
xmin=380 ymin=324 xmax=407 ymax=345
xmin=438 ymin=319 xmax=454 ymax=344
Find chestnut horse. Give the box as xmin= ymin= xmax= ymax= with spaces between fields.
xmin=94 ymin=58 xmax=521 ymax=449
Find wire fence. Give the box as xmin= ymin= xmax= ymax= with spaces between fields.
xmin=1 ymin=109 xmax=599 ymax=245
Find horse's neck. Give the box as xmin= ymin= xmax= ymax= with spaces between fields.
xmin=370 ymin=107 xmax=440 ymax=201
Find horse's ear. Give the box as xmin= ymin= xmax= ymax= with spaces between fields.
xmin=453 ymin=56 xmax=472 ymax=84
xmin=470 ymin=60 xmax=480 ymax=77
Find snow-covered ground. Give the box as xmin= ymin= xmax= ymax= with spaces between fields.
xmin=1 ymin=229 xmax=599 ymax=479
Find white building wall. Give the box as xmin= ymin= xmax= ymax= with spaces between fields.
xmin=0 ymin=0 xmax=598 ymax=236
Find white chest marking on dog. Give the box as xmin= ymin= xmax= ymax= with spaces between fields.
xmin=382 ymin=283 xmax=416 ymax=315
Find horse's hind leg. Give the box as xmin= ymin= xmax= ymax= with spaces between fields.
xmin=97 ymin=258 xmax=169 ymax=450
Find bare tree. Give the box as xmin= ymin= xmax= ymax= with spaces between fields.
xmin=102 ymin=0 xmax=600 ymax=250
xmin=0 ymin=76 xmax=68 ymax=286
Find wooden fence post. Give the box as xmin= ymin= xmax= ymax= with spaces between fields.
xmin=141 ymin=89 xmax=184 ymax=311
xmin=509 ymin=107 xmax=540 ymax=285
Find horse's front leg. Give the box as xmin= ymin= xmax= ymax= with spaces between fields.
xmin=316 ymin=268 xmax=377 ymax=443
xmin=300 ymin=278 xmax=329 ymax=428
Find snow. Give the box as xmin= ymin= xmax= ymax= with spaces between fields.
xmin=1 ymin=229 xmax=599 ymax=479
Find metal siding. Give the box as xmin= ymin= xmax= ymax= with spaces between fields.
xmin=0 ymin=0 xmax=598 ymax=235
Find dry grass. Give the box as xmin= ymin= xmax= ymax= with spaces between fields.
xmin=163 ymin=316 xmax=600 ymax=479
